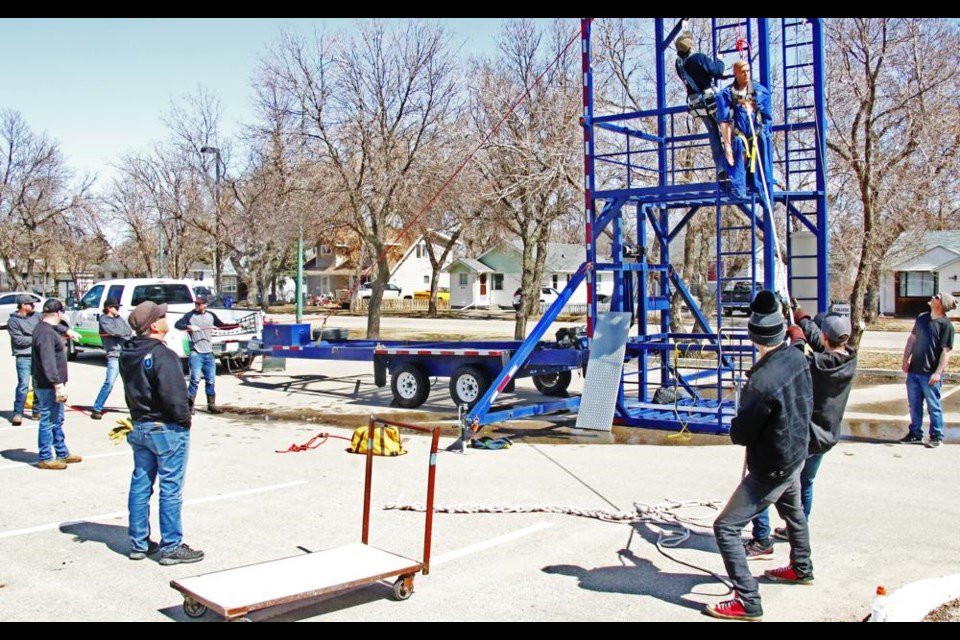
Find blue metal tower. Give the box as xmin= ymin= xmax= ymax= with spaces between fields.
xmin=573 ymin=18 xmax=829 ymax=434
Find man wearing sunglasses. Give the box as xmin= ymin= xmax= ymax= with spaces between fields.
xmin=900 ymin=292 xmax=956 ymax=448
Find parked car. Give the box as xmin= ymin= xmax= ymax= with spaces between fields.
xmin=413 ymin=287 xmax=450 ymax=302
xmin=0 ymin=291 xmax=45 ymax=328
xmin=355 ymin=282 xmax=413 ymax=300
xmin=513 ymin=287 xmax=561 ymax=311
xmin=721 ymin=281 xmax=755 ymax=316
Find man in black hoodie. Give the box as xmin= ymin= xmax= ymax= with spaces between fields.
xmin=119 ymin=301 xmax=203 ymax=566
xmin=705 ymin=291 xmax=814 ymax=622
xmin=744 ymin=310 xmax=858 ymax=557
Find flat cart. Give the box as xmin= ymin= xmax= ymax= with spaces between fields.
xmin=170 ymin=417 xmax=441 ymax=621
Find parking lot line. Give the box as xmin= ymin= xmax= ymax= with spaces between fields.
xmin=431 ymin=521 xmax=554 ymax=567
xmin=0 ymin=480 xmax=308 ymax=539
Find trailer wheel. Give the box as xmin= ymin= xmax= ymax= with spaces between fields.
xmin=533 ymin=371 xmax=572 ymax=396
xmin=391 ymin=364 xmax=430 ymax=408
xmin=449 ymin=365 xmax=489 ymax=408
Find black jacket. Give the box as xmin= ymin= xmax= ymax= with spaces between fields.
xmin=796 ymin=317 xmax=858 ymax=454
xmin=731 ymin=343 xmax=813 ymax=476
xmin=32 ymin=321 xmax=68 ymax=388
xmin=119 ymin=336 xmax=191 ymax=428
xmin=676 ymin=52 xmax=725 ymax=95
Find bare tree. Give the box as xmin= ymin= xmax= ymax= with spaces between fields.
xmin=0 ymin=109 xmax=92 ymax=290
xmin=826 ymin=18 xmax=960 ymax=346
xmin=259 ymin=19 xmax=458 ymax=338
xmin=471 ymin=19 xmax=582 ymax=339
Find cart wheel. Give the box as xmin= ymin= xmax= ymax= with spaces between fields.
xmin=391 ymin=364 xmax=430 ymax=408
xmin=393 ymin=576 xmax=414 ymax=601
xmin=532 ymin=371 xmax=572 ymax=396
xmin=449 ymin=365 xmax=489 ymax=408
xmin=183 ymin=597 xmax=207 ymax=618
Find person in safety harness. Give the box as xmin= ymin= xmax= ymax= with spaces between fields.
xmin=674 ymin=31 xmax=727 ymax=180
xmin=716 ymin=60 xmax=774 ymax=200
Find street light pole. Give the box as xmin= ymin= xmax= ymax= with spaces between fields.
xmin=200 ymin=146 xmax=223 ymax=295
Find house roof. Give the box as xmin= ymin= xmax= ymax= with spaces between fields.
xmin=443 ymin=258 xmax=492 ymax=274
xmin=892 ymin=245 xmax=960 ymax=272
xmin=474 ymin=239 xmax=585 ymax=274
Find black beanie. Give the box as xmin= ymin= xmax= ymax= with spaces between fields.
xmin=747 ymin=290 xmax=785 ymax=347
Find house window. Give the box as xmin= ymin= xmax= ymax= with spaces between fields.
xmin=416 ymin=243 xmax=427 ymax=259
xmin=493 ymin=274 xmax=503 ymax=290
xmin=424 ymin=275 xmax=430 ymax=284
xmin=320 ymin=246 xmax=332 ymax=255
xmin=459 ymin=273 xmax=468 ymax=286
xmin=552 ymin=274 xmax=558 ymax=289
xmin=898 ymin=271 xmax=938 ymax=297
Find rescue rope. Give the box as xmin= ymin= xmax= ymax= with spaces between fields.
xmin=275 ymin=432 xmax=352 ymax=453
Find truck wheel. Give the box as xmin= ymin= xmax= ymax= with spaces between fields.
xmin=449 ymin=365 xmax=489 ymax=408
xmin=533 ymin=371 xmax=572 ymax=396
xmin=391 ymin=364 xmax=430 ymax=408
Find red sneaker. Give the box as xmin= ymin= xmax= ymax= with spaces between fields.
xmin=703 ymin=593 xmax=763 ymax=621
xmin=764 ymin=565 xmax=814 ymax=585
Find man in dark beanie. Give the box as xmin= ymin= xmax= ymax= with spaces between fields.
xmin=705 ymin=290 xmax=814 ymax=621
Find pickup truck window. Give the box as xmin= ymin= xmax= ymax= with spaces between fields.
xmin=107 ymin=285 xmax=125 ymax=304
xmin=132 ymin=284 xmax=194 ymax=306
xmin=79 ymin=285 xmax=104 ymax=310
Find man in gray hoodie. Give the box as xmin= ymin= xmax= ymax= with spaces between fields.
xmin=90 ymin=298 xmax=133 ymax=420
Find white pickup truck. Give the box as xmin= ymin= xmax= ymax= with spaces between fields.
xmin=64 ymin=278 xmax=263 ymax=371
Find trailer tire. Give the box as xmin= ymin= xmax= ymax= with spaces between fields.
xmin=391 ymin=364 xmax=430 ymax=408
xmin=533 ymin=371 xmax=572 ymax=396
xmin=449 ymin=365 xmax=489 ymax=408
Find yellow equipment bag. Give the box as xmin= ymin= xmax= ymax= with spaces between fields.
xmin=25 ymin=388 xmax=34 ymax=411
xmin=348 ymin=425 xmax=407 ymax=456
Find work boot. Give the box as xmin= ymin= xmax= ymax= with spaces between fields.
xmin=90 ymin=411 xmax=103 ymax=420
xmin=188 ymin=396 xmax=196 ymax=416
xmin=37 ymin=459 xmax=67 ymax=470
xmin=57 ymin=455 xmax=83 ymax=464
xmin=207 ymin=395 xmax=223 ymax=415
xmin=11 ymin=414 xmax=22 ymax=426
xmin=31 ymin=411 xmax=40 ymax=421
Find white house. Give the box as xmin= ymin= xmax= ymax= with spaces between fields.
xmin=387 ymin=232 xmax=456 ymax=295
xmin=879 ymin=236 xmax=960 ymax=319
xmin=444 ymin=240 xmax=612 ymax=309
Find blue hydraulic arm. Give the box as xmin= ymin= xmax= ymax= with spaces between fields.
xmin=467 ymin=262 xmax=593 ymax=426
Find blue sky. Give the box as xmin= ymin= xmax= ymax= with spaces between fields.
xmin=0 ymin=18 xmax=538 ymax=186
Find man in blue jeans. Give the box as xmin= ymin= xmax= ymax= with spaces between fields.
xmin=705 ymin=291 xmax=814 ymax=622
xmin=900 ymin=291 xmax=955 ymax=448
xmin=175 ymin=295 xmax=227 ymax=415
xmin=8 ymin=295 xmax=41 ymax=425
xmin=119 ymin=301 xmax=203 ymax=565
xmin=90 ymin=298 xmax=133 ymax=420
xmin=32 ymin=299 xmax=82 ymax=470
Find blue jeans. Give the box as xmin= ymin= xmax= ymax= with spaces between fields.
xmin=36 ymin=387 xmax=68 ymax=462
xmin=752 ymin=453 xmax=824 ymax=540
xmin=14 ymin=356 xmax=31 ymax=416
xmin=93 ymin=358 xmax=120 ymax=413
xmin=187 ymin=352 xmax=216 ymax=399
xmin=127 ymin=422 xmax=191 ymax=554
xmin=714 ymin=468 xmax=812 ymax=610
xmin=907 ymin=372 xmax=943 ymax=440
xmin=700 ymin=115 xmax=725 ymax=174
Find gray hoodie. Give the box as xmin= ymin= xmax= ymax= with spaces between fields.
xmin=8 ymin=312 xmax=40 ymax=357
xmin=99 ymin=314 xmax=133 ymax=359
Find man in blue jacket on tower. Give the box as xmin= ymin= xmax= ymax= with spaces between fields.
xmin=675 ymin=31 xmax=727 ymax=179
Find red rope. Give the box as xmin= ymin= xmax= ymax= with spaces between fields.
xmin=275 ymin=432 xmax=352 ymax=453
xmin=321 ymin=21 xmax=587 ymax=326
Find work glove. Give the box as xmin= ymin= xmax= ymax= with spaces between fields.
xmin=108 ymin=418 xmax=133 ymax=445
xmin=786 ymin=325 xmax=805 ymax=344
xmin=54 ymin=383 xmax=68 ymax=404
xmin=793 ymin=306 xmax=811 ymax=323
